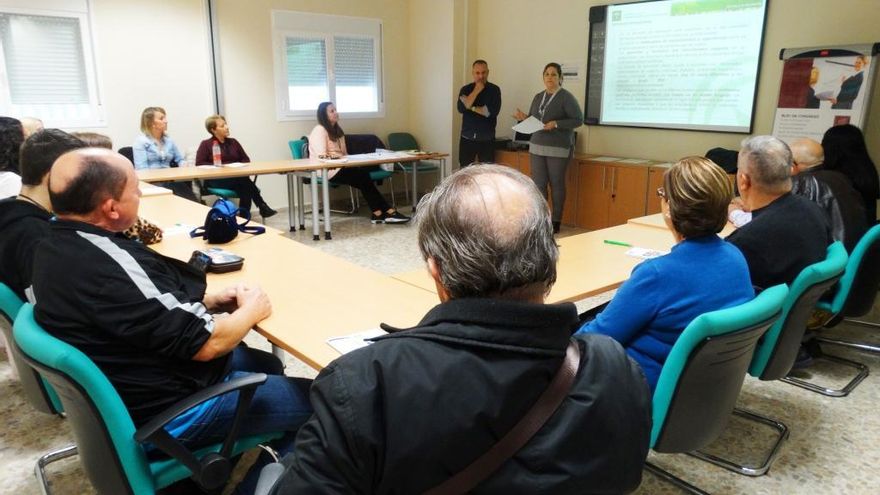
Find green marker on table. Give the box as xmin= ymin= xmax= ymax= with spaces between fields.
xmin=604 ymin=240 xmax=632 ymax=247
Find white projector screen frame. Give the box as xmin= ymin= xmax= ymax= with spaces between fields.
xmin=585 ymin=0 xmax=769 ymax=133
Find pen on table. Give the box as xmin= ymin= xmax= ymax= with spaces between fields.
xmin=604 ymin=240 xmax=632 ymax=247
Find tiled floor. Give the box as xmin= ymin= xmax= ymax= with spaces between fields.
xmin=1 ymin=207 xmax=878 ymax=494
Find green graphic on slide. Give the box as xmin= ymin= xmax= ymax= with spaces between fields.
xmin=672 ymin=0 xmax=762 ymax=15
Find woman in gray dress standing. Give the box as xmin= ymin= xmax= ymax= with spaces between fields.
xmin=514 ymin=62 xmax=583 ymax=233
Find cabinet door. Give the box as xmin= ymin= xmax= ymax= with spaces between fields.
xmin=517 ymin=151 xmax=531 ymax=176
xmin=608 ymin=165 xmax=649 ymax=227
xmin=575 ymin=162 xmax=610 ymax=230
xmin=495 ymin=150 xmax=520 ymax=170
xmin=646 ymin=166 xmax=666 ymax=214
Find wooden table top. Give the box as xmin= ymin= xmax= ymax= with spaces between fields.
xmin=393 ymin=223 xmax=677 ymax=303
xmin=139 ymin=194 xmax=439 ymax=370
xmin=136 ymin=152 xmax=449 ymax=183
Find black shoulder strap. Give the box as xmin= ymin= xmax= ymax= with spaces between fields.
xmin=423 ymin=339 xmax=581 ymax=495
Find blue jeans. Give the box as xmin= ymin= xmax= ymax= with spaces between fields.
xmin=173 ymin=346 xmax=313 ymax=493
xmin=175 ymin=346 xmax=313 ymax=452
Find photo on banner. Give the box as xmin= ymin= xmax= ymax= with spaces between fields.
xmin=772 ymin=43 xmax=878 ymax=143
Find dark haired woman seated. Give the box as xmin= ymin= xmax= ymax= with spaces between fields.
xmin=575 ymin=156 xmax=754 ymax=393
xmin=309 ymin=101 xmax=409 ymax=224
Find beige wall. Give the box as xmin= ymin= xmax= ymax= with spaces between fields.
xmin=471 ymin=0 xmax=880 ymax=161
xmin=81 ymin=0 xmax=214 ymax=155
xmin=214 ymin=0 xmax=414 ymax=204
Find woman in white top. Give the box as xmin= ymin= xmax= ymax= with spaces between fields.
xmin=0 ymin=117 xmax=23 ymax=199
xmin=132 ymin=107 xmax=198 ymax=202
xmin=309 ymin=101 xmax=410 ymax=224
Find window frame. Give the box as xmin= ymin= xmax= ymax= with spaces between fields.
xmin=0 ymin=0 xmax=105 ymax=128
xmin=271 ymin=10 xmax=385 ymax=121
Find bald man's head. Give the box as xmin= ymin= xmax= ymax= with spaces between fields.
xmin=790 ymin=138 xmax=824 ymax=175
xmin=416 ymin=164 xmax=558 ymax=301
xmin=49 ymin=148 xmax=135 ymax=221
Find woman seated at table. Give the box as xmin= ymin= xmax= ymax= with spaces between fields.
xmin=575 ymin=156 xmax=754 ymax=393
xmin=309 ymin=101 xmax=410 ymax=224
xmin=132 ymin=106 xmax=198 ymax=202
xmin=195 ymin=115 xmax=276 ymax=218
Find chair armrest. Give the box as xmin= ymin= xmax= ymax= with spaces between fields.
xmin=134 ymin=373 xmax=267 ymax=442
xmin=255 ymin=462 xmax=286 ymax=495
xmin=133 ymin=373 xmax=269 ymax=491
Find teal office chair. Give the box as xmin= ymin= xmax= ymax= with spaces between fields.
xmin=786 ymin=225 xmax=880 ymax=396
xmin=13 ymin=304 xmax=282 ymax=494
xmin=646 ymin=284 xmax=788 ymax=494
xmin=692 ymin=242 xmax=848 ymax=476
xmin=0 ymin=282 xmax=63 ymax=415
xmin=1 ymin=283 xmax=74 ymax=486
xmin=387 ymin=132 xmax=441 ymax=204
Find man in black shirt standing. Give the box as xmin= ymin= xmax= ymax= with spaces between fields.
xmin=457 ymin=59 xmax=501 ymax=167
xmin=726 ymin=135 xmax=832 ymax=290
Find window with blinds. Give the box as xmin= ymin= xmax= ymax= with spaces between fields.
xmin=0 ymin=7 xmax=103 ymax=127
xmin=273 ymin=11 xmax=383 ymax=120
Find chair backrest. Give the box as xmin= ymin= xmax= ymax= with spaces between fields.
xmin=750 ymin=242 xmax=848 ymax=380
xmin=345 ymin=134 xmax=386 ymax=155
xmin=822 ymin=224 xmax=880 ymax=319
xmin=651 ymin=284 xmax=788 ymax=452
xmin=118 ymin=147 xmax=135 ymax=165
xmin=288 ymin=139 xmax=307 ymax=159
xmin=14 ymin=304 xmax=155 ymax=495
xmin=387 ymin=132 xmax=418 ymax=151
xmin=0 ymin=283 xmax=62 ymax=415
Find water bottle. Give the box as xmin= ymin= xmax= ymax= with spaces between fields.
xmin=212 ymin=141 xmax=221 ymax=166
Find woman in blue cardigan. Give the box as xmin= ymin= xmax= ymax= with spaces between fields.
xmin=576 ymin=156 xmax=754 ymax=393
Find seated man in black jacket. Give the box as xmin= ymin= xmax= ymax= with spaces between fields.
xmin=789 ymin=138 xmax=867 ymax=251
xmin=272 ymin=165 xmax=651 ymax=494
xmin=726 ymin=136 xmax=832 ymax=289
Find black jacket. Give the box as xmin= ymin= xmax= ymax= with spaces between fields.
xmin=274 ymin=298 xmax=651 ymax=494
xmin=31 ymin=219 xmax=229 ymax=426
xmin=457 ymin=82 xmax=502 ymax=141
xmin=792 ymin=167 xmax=868 ymax=252
xmin=0 ymin=197 xmax=52 ymax=300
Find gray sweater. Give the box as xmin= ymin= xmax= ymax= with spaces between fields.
xmin=525 ymin=87 xmax=583 ymax=158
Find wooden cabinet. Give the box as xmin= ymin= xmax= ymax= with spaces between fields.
xmin=497 ymin=150 xmax=666 ymax=230
xmin=575 ymin=161 xmax=649 ymax=230
xmin=495 ymin=149 xmax=530 ymax=176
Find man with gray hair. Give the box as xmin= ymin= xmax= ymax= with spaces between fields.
xmin=727 ymin=135 xmax=832 ymax=289
xmin=271 ymin=165 xmax=651 ymax=494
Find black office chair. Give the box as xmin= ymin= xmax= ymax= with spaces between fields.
xmin=118 ymin=146 xmax=134 ymax=164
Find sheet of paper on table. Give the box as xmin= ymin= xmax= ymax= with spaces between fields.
xmin=327 ymin=328 xmax=388 ymax=355
xmin=625 ymin=247 xmax=669 ymax=260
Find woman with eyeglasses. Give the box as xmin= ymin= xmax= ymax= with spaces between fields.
xmin=575 ymin=157 xmax=753 ymax=393
xmin=514 ymin=62 xmax=583 ymax=233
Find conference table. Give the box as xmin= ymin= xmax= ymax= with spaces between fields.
xmin=139 ymin=194 xmax=687 ymax=371
xmin=136 ymin=151 xmax=448 ymax=241
xmin=139 ymin=193 xmax=438 ymax=370
xmin=392 ymin=223 xmax=678 ymax=303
